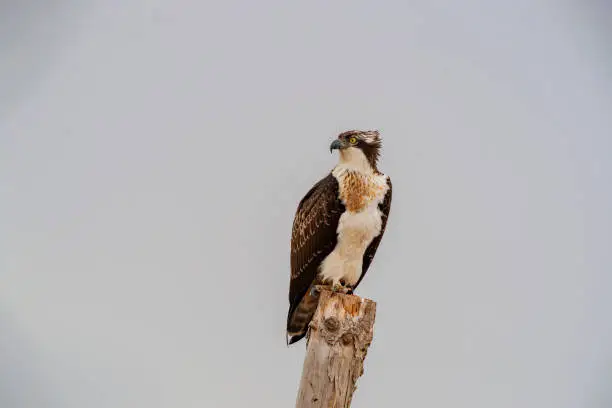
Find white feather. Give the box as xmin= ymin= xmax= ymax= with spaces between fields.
xmin=319 ymin=164 xmax=389 ymax=287
xmin=336 ymin=147 xmax=373 ymax=174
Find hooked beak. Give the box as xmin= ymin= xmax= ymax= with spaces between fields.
xmin=329 ymin=139 xmax=344 ymax=153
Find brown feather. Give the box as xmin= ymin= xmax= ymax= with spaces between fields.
xmin=287 ymin=173 xmax=344 ymax=343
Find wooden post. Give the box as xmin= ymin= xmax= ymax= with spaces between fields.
xmin=295 ymin=289 xmax=377 ymax=408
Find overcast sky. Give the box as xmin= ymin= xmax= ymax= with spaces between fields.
xmin=1 ymin=1 xmax=611 ymax=407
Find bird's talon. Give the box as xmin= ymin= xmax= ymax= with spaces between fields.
xmin=330 ymin=282 xmax=352 ymax=294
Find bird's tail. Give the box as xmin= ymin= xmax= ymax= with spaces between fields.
xmin=286 ymin=285 xmax=319 ymax=346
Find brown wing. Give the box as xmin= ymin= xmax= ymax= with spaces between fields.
xmin=354 ymin=176 xmax=392 ymax=290
xmin=288 ymin=173 xmax=344 ymax=321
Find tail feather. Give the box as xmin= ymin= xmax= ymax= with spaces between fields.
xmin=287 ymin=332 xmax=307 ymax=345
xmin=286 ymin=286 xmax=320 ymax=345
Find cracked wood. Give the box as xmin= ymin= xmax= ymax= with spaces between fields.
xmin=295 ymin=290 xmax=377 ymax=408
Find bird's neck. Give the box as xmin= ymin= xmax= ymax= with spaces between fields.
xmin=335 ymin=147 xmax=376 ymax=175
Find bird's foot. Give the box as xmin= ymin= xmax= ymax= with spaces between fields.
xmin=312 ymin=282 xmax=353 ymax=295
xmin=331 ymin=280 xmax=352 ymax=294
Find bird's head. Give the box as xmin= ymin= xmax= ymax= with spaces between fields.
xmin=330 ymin=130 xmax=382 ymax=173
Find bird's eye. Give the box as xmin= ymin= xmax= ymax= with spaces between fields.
xmin=348 ymin=137 xmax=358 ymax=144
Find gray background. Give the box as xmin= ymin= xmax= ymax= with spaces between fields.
xmin=1 ymin=1 xmax=611 ymax=407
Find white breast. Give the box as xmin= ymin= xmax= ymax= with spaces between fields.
xmin=318 ymin=171 xmax=389 ymax=286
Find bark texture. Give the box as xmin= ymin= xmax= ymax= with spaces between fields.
xmin=295 ymin=289 xmax=377 ymax=408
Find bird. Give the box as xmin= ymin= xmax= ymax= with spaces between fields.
xmin=287 ymin=130 xmax=392 ymax=345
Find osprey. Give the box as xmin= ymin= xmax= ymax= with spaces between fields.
xmin=287 ymin=130 xmax=392 ymax=345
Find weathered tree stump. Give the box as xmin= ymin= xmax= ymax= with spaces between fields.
xmin=295 ymin=289 xmax=377 ymax=408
